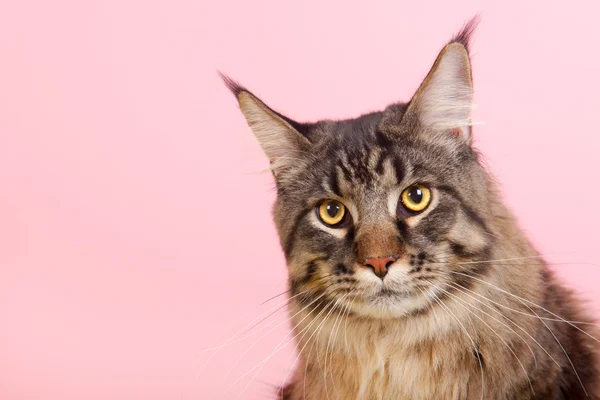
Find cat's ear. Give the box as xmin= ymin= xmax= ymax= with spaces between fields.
xmin=221 ymin=73 xmax=312 ymax=174
xmin=404 ymin=18 xmax=477 ymax=144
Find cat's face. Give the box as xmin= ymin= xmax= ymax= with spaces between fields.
xmin=225 ymin=22 xmax=492 ymax=319
xmin=271 ymin=111 xmax=492 ymax=319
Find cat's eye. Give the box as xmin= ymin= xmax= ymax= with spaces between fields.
xmin=317 ymin=200 xmax=346 ymax=227
xmin=400 ymin=185 xmax=431 ymax=213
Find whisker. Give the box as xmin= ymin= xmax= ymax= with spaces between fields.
xmin=342 ymin=298 xmax=353 ymax=354
xmin=429 ymin=281 xmax=534 ymax=394
xmin=322 ymin=294 xmax=350 ymax=399
xmin=195 ymin=292 xmax=304 ymax=382
xmin=434 ymin=254 xmax=546 ymax=266
xmin=260 ymin=289 xmax=292 ymax=305
xmin=448 ymin=270 xmax=590 ymax=395
xmin=448 ymin=281 xmax=561 ymax=369
xmin=419 ymin=286 xmax=441 ymax=326
xmin=237 ymin=305 xmax=288 ymax=338
xmin=445 ymin=281 xmax=539 ymax=367
xmin=229 ymin=299 xmax=332 ymax=399
xmin=302 ymin=298 xmax=346 ymax=400
xmin=427 ymin=287 xmax=485 ymax=400
xmin=283 ymin=299 xmax=339 ymax=400
xmin=447 ymin=278 xmax=598 ymax=325
xmin=278 ymin=293 xmax=349 ymax=400
xmin=230 ymin=288 xmax=343 ymax=398
xmin=328 ymin=297 xmax=353 ymax=395
xmin=200 ymin=285 xmax=317 ymax=356
xmin=200 ymin=310 xmax=287 ymax=355
xmin=238 ymin=280 xmax=333 ymax=337
xmin=225 ymin=287 xmax=333 ymax=381
xmin=197 ymin=291 xmax=288 ymax=358
xmin=313 ymin=296 xmax=346 ymax=400
xmin=425 ymin=249 xmax=599 ymax=272
xmin=196 ymin=283 xmax=331 ymax=383
xmin=447 ymin=277 xmax=596 ymax=325
xmin=431 ymin=259 xmax=600 ymax=270
xmin=520 ymin=299 xmax=589 ymax=397
xmin=449 ymin=271 xmax=600 ymax=338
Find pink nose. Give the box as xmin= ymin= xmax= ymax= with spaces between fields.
xmin=363 ymin=256 xmax=397 ymax=279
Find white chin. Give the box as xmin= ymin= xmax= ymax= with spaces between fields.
xmin=356 ymin=293 xmax=430 ymax=319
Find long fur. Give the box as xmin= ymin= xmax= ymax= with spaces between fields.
xmin=226 ymin=17 xmax=600 ymax=400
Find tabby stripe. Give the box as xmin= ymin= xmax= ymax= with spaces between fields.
xmin=301 ymin=261 xmax=318 ymax=283
xmin=328 ymin=167 xmax=341 ymax=196
xmin=334 ymin=263 xmax=352 ymax=275
xmin=437 ymin=185 xmax=490 ymax=235
xmin=283 ymin=209 xmax=311 ymax=258
xmin=392 ymin=155 xmax=405 ymax=183
xmin=396 ymin=219 xmax=409 ymax=238
xmin=448 ymin=259 xmax=490 ymax=293
xmin=338 ymin=162 xmax=352 ymax=181
xmin=375 ymin=129 xmax=393 ymax=148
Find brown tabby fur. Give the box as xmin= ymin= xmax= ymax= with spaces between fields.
xmin=224 ymin=18 xmax=600 ymax=400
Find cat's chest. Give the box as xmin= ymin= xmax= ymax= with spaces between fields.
xmin=353 ymin=339 xmax=473 ymax=399
xmin=305 ymin=328 xmax=478 ymax=400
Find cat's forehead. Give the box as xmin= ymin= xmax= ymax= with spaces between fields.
xmin=313 ymin=103 xmax=409 ymax=150
xmin=294 ymin=116 xmax=398 ymax=200
xmin=329 ymin=111 xmax=384 ymax=140
xmin=298 ymin=112 xmax=466 ymax=201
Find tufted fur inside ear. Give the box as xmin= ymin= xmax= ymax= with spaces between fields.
xmin=405 ymin=19 xmax=477 ymax=143
xmin=221 ymin=73 xmax=312 ymax=173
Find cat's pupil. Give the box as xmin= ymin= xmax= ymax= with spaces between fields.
xmin=327 ymin=203 xmax=340 ymax=217
xmin=409 ymin=187 xmax=423 ymax=203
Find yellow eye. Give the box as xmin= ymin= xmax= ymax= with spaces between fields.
xmin=318 ymin=200 xmax=346 ymax=226
xmin=401 ymin=185 xmax=431 ymax=213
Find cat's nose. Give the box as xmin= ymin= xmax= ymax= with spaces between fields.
xmin=363 ymin=256 xmax=397 ymax=279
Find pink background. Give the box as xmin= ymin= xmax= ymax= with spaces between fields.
xmin=1 ymin=1 xmax=599 ymax=399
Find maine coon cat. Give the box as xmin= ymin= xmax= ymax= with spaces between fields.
xmin=222 ymin=19 xmax=600 ymax=399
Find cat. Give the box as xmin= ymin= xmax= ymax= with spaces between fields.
xmin=222 ymin=18 xmax=600 ymax=400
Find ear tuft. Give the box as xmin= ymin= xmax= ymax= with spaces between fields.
xmin=449 ymin=15 xmax=480 ymax=55
xmin=219 ymin=71 xmax=247 ymax=98
xmin=403 ymin=18 xmax=479 ymax=143
xmin=221 ymin=73 xmax=312 ymax=175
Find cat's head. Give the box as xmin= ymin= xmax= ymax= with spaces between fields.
xmin=224 ymin=19 xmax=496 ymax=319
